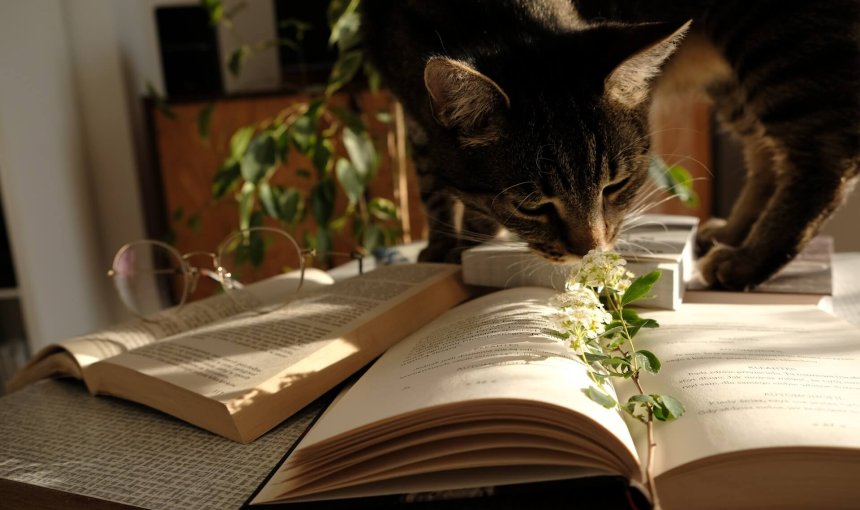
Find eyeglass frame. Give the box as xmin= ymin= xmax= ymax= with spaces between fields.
xmin=108 ymin=227 xmax=312 ymax=316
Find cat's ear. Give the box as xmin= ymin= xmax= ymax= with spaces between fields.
xmin=599 ymin=21 xmax=691 ymax=107
xmin=424 ymin=57 xmax=510 ymax=146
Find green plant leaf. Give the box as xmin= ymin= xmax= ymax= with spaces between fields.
xmin=329 ymin=11 xmax=362 ymax=51
xmin=200 ymin=0 xmax=223 ymax=25
xmin=622 ymin=270 xmax=662 ymax=306
xmin=652 ymin=394 xmax=686 ymax=421
xmin=186 ymin=213 xmax=201 ymax=233
xmin=241 ymin=133 xmax=277 ymax=184
xmin=369 ymin=197 xmax=398 ymax=221
xmin=312 ymin=138 xmax=334 ymax=177
xmin=315 ymin=227 xmax=333 ymax=264
xmin=364 ymin=59 xmax=382 ymax=92
xmin=335 ymin=158 xmax=364 ymax=204
xmin=213 ymin=160 xmax=241 ymax=198
xmin=648 ymin=156 xmax=699 ymax=207
xmin=197 ymin=102 xmax=215 ymax=140
xmin=228 ymin=45 xmax=251 ymax=77
xmin=583 ymin=352 xmax=609 ymax=363
xmin=330 ymin=106 xmax=364 ymax=133
xmin=310 ymin=179 xmax=336 ymax=226
xmin=634 ymin=350 xmax=661 ymax=374
xmin=290 ymin=115 xmax=316 ymax=154
xmin=296 ymin=168 xmax=312 ymax=180
xmin=326 ymin=49 xmax=363 ymax=96
xmin=258 ymin=182 xmax=279 ymax=218
xmin=583 ymin=386 xmax=617 ymax=409
xmin=279 ymin=187 xmax=304 ymax=224
xmin=230 ymin=126 xmax=255 ymax=160
xmin=362 ymin=223 xmax=383 ymax=252
xmin=238 ymin=181 xmax=256 ymax=230
xmin=343 ymin=125 xmax=378 ymax=184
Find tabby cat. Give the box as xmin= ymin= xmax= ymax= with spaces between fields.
xmin=361 ymin=0 xmax=859 ymax=290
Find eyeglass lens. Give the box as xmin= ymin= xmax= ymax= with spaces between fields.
xmin=111 ymin=241 xmax=187 ymax=316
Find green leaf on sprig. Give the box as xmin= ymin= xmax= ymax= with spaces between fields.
xmin=542 ymin=329 xmax=569 ymax=340
xmin=633 ymin=350 xmax=661 ymax=374
xmin=652 ymin=394 xmax=685 ymax=422
xmin=622 ymin=270 xmax=662 ymax=306
xmin=583 ymin=352 xmax=609 ymax=363
xmin=296 ymin=168 xmax=312 ymax=180
xmin=583 ymin=386 xmax=617 ymax=409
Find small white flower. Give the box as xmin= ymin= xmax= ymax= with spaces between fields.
xmin=549 ymin=284 xmax=612 ymax=352
xmin=567 ymin=250 xmax=634 ymax=294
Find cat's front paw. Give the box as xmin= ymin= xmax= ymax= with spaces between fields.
xmin=697 ymin=244 xmax=764 ymax=291
xmin=695 ymin=218 xmax=730 ymax=256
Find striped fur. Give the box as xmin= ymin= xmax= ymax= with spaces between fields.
xmin=362 ymin=0 xmax=859 ymax=289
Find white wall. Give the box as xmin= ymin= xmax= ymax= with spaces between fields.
xmin=0 ymin=1 xmax=117 ymax=350
xmin=0 ymin=0 xmax=280 ymax=352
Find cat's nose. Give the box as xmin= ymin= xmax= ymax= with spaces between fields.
xmin=563 ymin=223 xmax=609 ymax=256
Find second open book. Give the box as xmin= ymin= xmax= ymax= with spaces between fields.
xmin=254 ymin=287 xmax=860 ymax=510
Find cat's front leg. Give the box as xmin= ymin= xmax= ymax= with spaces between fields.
xmin=698 ymin=153 xmax=853 ymax=290
xmin=696 ymin=143 xmax=776 ymax=255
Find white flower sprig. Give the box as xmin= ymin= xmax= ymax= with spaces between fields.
xmin=548 ymin=249 xmax=685 ymax=502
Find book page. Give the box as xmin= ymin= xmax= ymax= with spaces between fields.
xmin=30 ymin=269 xmax=333 ymax=370
xmin=256 ymin=287 xmax=642 ymax=501
xmin=615 ymin=303 xmax=860 ymax=476
xmin=95 ymin=264 xmax=465 ymax=403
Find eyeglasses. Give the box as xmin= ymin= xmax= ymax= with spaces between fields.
xmin=108 ymin=227 xmax=317 ymax=317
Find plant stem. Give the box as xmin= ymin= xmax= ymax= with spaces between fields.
xmin=632 ymin=374 xmax=658 ymax=504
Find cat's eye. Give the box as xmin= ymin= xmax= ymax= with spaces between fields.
xmin=602 ymin=177 xmax=630 ymax=197
xmin=515 ymin=202 xmax=555 ymax=218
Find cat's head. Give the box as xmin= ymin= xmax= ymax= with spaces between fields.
xmin=423 ymin=21 xmax=689 ymax=261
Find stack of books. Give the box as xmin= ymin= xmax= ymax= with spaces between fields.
xmin=461 ymin=214 xmax=699 ymax=310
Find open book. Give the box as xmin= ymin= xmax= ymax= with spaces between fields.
xmin=461 ymin=214 xmax=698 ymax=310
xmin=6 ymin=264 xmax=472 ymax=443
xmin=252 ymin=287 xmax=860 ymax=509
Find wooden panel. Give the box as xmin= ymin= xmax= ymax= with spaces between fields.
xmin=649 ymin=94 xmax=713 ymax=221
